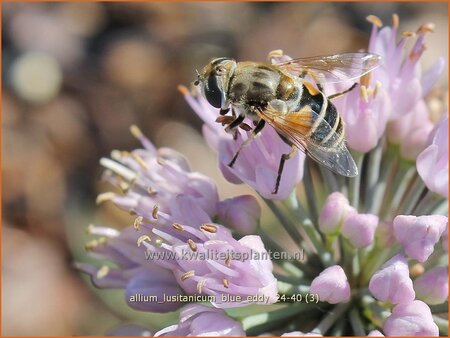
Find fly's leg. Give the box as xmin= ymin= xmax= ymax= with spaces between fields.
xmin=224 ymin=114 xmax=245 ymax=140
xmin=229 ymin=119 xmax=266 ymax=167
xmin=273 ymin=144 xmax=298 ymax=194
xmin=328 ymin=83 xmax=358 ymax=100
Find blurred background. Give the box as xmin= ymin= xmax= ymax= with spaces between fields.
xmin=2 ymin=2 xmax=448 ymax=336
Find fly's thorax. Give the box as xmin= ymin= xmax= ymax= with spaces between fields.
xmin=228 ymin=62 xmax=281 ymax=106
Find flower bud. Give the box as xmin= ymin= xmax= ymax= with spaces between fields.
xmin=318 ymin=192 xmax=352 ymax=234
xmin=369 ymin=254 xmax=415 ymax=304
xmin=383 ymin=300 xmax=438 ymax=336
xmin=342 ymin=213 xmax=379 ymax=248
xmin=414 ymin=266 xmax=448 ymax=305
xmin=368 ymin=330 xmax=384 ymax=336
xmin=393 ymin=215 xmax=447 ymax=262
xmin=217 ymin=195 xmax=261 ymax=235
xmin=310 ymin=265 xmax=351 ymax=304
xmin=375 ymin=220 xmax=396 ymax=247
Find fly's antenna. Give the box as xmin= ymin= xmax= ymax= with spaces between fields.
xmin=194 ymin=69 xmax=201 ymax=86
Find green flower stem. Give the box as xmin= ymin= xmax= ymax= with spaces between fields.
xmin=433 ymin=315 xmax=448 ymax=336
xmin=242 ymin=304 xmax=309 ymax=335
xmin=277 ymin=280 xmax=311 ymax=295
xmin=430 ymin=302 xmax=448 ymax=314
xmin=319 ymin=165 xmax=339 ymax=194
xmin=303 ymin=159 xmax=319 ymax=224
xmin=382 ymin=160 xmax=415 ymax=219
xmin=360 ymin=244 xmax=400 ymax=286
xmin=398 ymin=173 xmax=426 ymax=215
xmin=349 ymin=307 xmax=366 ymax=336
xmin=349 ymin=151 xmax=364 ymax=210
xmin=274 ymin=273 xmax=310 ymax=285
xmin=311 ymin=302 xmax=350 ymax=335
xmin=366 ymin=142 xmax=397 ymax=214
xmin=263 ymin=198 xmax=305 ymax=251
xmin=413 ymin=189 xmax=447 ymax=215
xmin=364 ymin=139 xmax=384 ymax=213
xmin=361 ymin=294 xmax=390 ymax=328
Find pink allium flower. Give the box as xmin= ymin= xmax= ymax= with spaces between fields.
xmin=154 ymin=304 xmax=245 ymax=336
xmin=318 ymin=192 xmax=353 ymax=235
xmin=342 ymin=213 xmax=379 ymax=248
xmin=393 ymin=215 xmax=447 ymax=262
xmin=369 ymin=254 xmax=415 ymax=304
xmin=309 ymin=265 xmax=351 ymax=304
xmin=387 ymin=100 xmax=435 ymax=160
xmin=77 ymin=227 xmax=185 ymax=313
xmin=180 ymin=86 xmax=305 ymax=200
xmin=368 ymin=330 xmax=384 ymax=336
xmin=414 ymin=266 xmax=448 ymax=305
xmin=217 ymin=195 xmax=261 ymax=235
xmin=383 ymin=300 xmax=439 ymax=336
xmin=104 ymin=127 xmax=219 ymax=217
xmin=332 ymin=81 xmax=390 ymax=153
xmin=417 ymin=116 xmax=449 ymax=198
xmin=141 ymin=195 xmax=278 ymax=308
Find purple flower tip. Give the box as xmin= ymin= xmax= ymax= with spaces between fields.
xmin=309 ymin=265 xmax=351 ymax=304
xmin=383 ymin=300 xmax=438 ymax=336
xmin=154 ymin=304 xmax=245 ymax=336
xmin=369 ymin=254 xmax=415 ymax=304
xmin=414 ymin=266 xmax=448 ymax=305
xmin=367 ymin=330 xmax=384 ymax=336
xmin=217 ymin=195 xmax=261 ymax=235
xmin=393 ymin=215 xmax=447 ymax=262
xmin=342 ymin=212 xmax=379 ymax=248
xmin=318 ymin=192 xmax=353 ymax=235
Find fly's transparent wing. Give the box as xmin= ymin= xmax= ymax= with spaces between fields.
xmin=276 ymin=52 xmax=381 ymax=84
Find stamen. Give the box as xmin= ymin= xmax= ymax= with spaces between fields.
xmin=147 ymin=187 xmax=157 ymax=196
xmin=96 ymin=265 xmax=110 ymax=279
xmin=177 ymin=84 xmax=189 ymax=96
xmin=225 ymin=254 xmax=232 ymax=267
xmin=410 ymin=263 xmax=425 ymax=278
xmin=373 ymin=81 xmax=382 ymax=98
xmin=223 ymin=278 xmax=229 ymax=288
xmin=392 ymin=14 xmax=399 ymax=29
xmin=360 ymin=72 xmax=371 ymax=87
xmin=197 ymin=279 xmax=206 ymax=294
xmin=96 ymin=192 xmax=116 ymax=205
xmin=85 ymin=238 xmax=107 ymax=250
xmin=130 ymin=125 xmax=144 ymax=140
xmin=200 ymin=224 xmax=218 ymax=233
xmin=119 ymin=181 xmax=130 ymax=193
xmin=401 ymin=31 xmax=415 ymax=38
xmin=417 ymin=23 xmax=435 ymax=34
xmin=267 ymin=49 xmax=284 ymax=60
xmin=360 ymin=85 xmax=369 ymax=103
xmin=173 ymin=223 xmax=184 ymax=231
xmin=181 ymin=270 xmax=195 ymax=281
xmin=366 ymin=15 xmax=382 ymax=27
xmin=100 ymin=158 xmax=137 ymax=182
xmin=134 ymin=216 xmax=143 ymax=231
xmin=86 ymin=224 xmax=120 ymax=238
xmin=132 ymin=153 xmax=149 ymax=170
xmin=188 ymin=239 xmax=197 ymax=252
xmin=152 ymin=204 xmax=159 ymax=219
xmin=155 ymin=238 xmax=163 ymax=247
xmin=137 ymin=235 xmax=151 ymax=247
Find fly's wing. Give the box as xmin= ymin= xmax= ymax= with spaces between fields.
xmin=275 ymin=52 xmax=381 ymax=84
xmin=256 ymin=104 xmax=358 ymax=177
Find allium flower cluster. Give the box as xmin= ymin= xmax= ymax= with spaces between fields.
xmin=79 ymin=14 xmax=448 ymax=337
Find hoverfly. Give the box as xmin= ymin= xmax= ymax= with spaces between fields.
xmin=195 ymin=50 xmax=381 ymax=194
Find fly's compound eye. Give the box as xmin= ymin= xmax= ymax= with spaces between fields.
xmin=204 ymin=74 xmax=222 ymax=108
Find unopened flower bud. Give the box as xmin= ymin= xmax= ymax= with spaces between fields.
xmin=369 ymin=254 xmax=415 ymax=304
xmin=342 ymin=213 xmax=379 ymax=248
xmin=318 ymin=192 xmax=353 ymax=235
xmin=393 ymin=215 xmax=447 ymax=262
xmin=310 ymin=265 xmax=351 ymax=304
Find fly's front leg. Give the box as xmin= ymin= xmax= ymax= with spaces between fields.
xmin=224 ymin=114 xmax=245 ymax=140
xmin=273 ymin=144 xmax=297 ymax=194
xmin=229 ymin=119 xmax=266 ymax=167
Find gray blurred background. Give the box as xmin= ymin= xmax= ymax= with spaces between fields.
xmin=2 ymin=2 xmax=448 ymax=336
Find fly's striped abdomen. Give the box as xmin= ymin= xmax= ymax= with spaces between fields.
xmin=298 ymin=84 xmax=345 ymax=149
